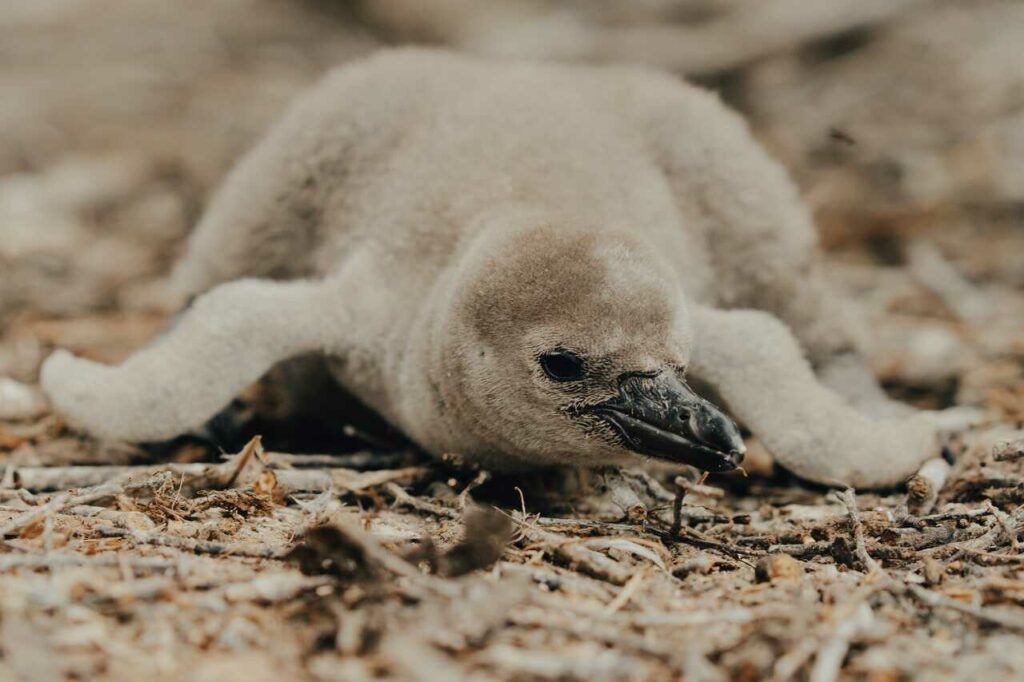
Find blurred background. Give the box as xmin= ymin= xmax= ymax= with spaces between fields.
xmin=1 ymin=0 xmax=1022 ymax=418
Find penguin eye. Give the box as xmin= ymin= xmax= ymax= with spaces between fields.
xmin=539 ymin=350 xmax=586 ymax=382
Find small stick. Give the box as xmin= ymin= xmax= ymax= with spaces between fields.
xmin=907 ymin=241 xmax=991 ymax=322
xmin=0 ymin=552 xmax=182 ymax=571
xmin=670 ymin=478 xmax=688 ymax=537
xmin=0 ymin=479 xmax=125 ymax=541
xmin=912 ymin=506 xmax=991 ymax=526
xmin=9 ymin=463 xmax=429 ymax=496
xmin=222 ymin=435 xmax=262 ymax=488
xmin=92 ymin=524 xmax=284 ymax=558
xmin=384 ymin=482 xmax=458 ymax=519
xmin=535 ymin=518 xmax=648 ymax=534
xmin=507 ymin=607 xmax=679 ymax=664
xmin=906 ymin=457 xmax=951 ymax=515
xmin=836 ymin=488 xmax=884 ymax=575
xmin=771 ymin=637 xmax=820 ymax=682
xmin=457 ymin=470 xmax=491 ymax=509
xmin=245 ymin=450 xmax=408 ymax=470
xmin=904 ymin=583 xmax=1024 ymax=631
xmin=986 ymin=501 xmax=1020 ymax=552
xmin=664 ymin=526 xmax=762 ymax=563
xmin=808 ymin=596 xmax=875 ymax=682
xmin=513 ymin=516 xmax=632 ymax=585
xmin=0 ymin=504 xmax=158 ymax=531
xmin=674 ymin=474 xmax=725 ymax=499
xmin=960 ymin=547 xmax=1024 ymax=565
xmin=603 ymin=567 xmax=648 ymax=615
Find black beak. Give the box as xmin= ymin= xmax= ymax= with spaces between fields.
xmin=585 ymin=372 xmax=745 ymax=472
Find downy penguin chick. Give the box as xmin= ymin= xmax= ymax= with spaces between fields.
xmin=41 ymin=49 xmax=941 ymax=488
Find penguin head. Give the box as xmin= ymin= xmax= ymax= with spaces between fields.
xmin=439 ymin=220 xmax=744 ymax=471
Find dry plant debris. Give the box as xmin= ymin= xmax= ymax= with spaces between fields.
xmin=3 ymin=428 xmax=1024 ymax=679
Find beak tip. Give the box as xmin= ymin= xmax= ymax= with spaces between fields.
xmin=719 ymin=439 xmax=746 ymax=470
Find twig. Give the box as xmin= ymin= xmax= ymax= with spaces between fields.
xmin=457 ymin=470 xmax=490 ymax=509
xmin=0 ymin=479 xmax=125 ymax=541
xmin=513 ymin=516 xmax=632 ymax=586
xmin=93 ymin=524 xmax=284 ymax=558
xmin=670 ymin=478 xmax=687 ymax=537
xmin=771 ymin=635 xmax=821 ymax=682
xmin=904 ymin=583 xmax=1024 ymax=631
xmin=674 ymin=475 xmax=725 ymax=499
xmin=527 ymin=533 xmax=632 ymax=585
xmin=907 ymin=241 xmax=991 ymax=322
xmin=769 ymin=542 xmax=835 ymax=560
xmin=658 ymin=524 xmax=763 ymax=563
xmin=622 ymin=608 xmax=760 ymax=628
xmin=808 ymin=596 xmax=875 ymax=682
xmin=911 ymin=506 xmax=992 ymax=526
xmin=535 ymin=517 xmax=644 ymax=534
xmin=836 ymin=488 xmax=884 ymax=575
xmin=582 ymin=537 xmax=670 ymax=572
xmin=384 ymin=482 xmax=459 ymax=519
xmin=986 ymin=501 xmax=1020 ymax=552
xmin=507 ymin=605 xmax=679 ymax=664
xmin=252 ymin=450 xmax=409 ymax=470
xmin=906 ymin=458 xmax=951 ymax=515
xmin=10 ymin=463 xmax=429 ymax=495
xmin=921 ymin=524 xmax=1005 ymax=559
xmin=0 ymin=503 xmax=155 ymax=530
xmin=222 ymin=435 xmax=262 ymax=488
xmin=960 ymin=547 xmax=1024 ymax=566
xmin=603 ymin=567 xmax=648 ymax=615
xmin=0 ymin=552 xmax=182 ymax=571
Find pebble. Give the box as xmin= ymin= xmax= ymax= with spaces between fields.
xmin=754 ymin=554 xmax=804 ymax=583
xmin=0 ymin=377 xmax=46 ymax=420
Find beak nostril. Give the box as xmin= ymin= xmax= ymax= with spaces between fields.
xmin=616 ymin=369 xmax=663 ymax=389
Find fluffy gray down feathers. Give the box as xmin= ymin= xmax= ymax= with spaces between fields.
xmin=42 ymin=50 xmax=951 ymax=488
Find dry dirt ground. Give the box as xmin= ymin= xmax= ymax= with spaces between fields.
xmin=2 ymin=2 xmax=1024 ymax=680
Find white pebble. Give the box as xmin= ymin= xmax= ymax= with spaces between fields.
xmin=0 ymin=377 xmax=46 ymax=420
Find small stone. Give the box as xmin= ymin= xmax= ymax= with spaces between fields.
xmin=754 ymin=554 xmax=803 ymax=583
xmin=992 ymin=438 xmax=1024 ymax=462
xmin=0 ymin=377 xmax=46 ymax=420
xmin=921 ymin=556 xmax=945 ymax=585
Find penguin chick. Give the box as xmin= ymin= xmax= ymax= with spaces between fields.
xmin=41 ymin=49 xmax=941 ymax=488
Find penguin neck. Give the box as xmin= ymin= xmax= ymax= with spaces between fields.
xmin=390 ymin=202 xmax=552 ymax=455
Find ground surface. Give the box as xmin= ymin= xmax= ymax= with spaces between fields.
xmin=2 ymin=2 xmax=1024 ymax=680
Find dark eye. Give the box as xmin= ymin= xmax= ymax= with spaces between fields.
xmin=539 ymin=350 xmax=585 ymax=382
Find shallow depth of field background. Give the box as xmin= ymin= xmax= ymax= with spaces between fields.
xmin=1 ymin=2 xmax=1023 ymax=681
